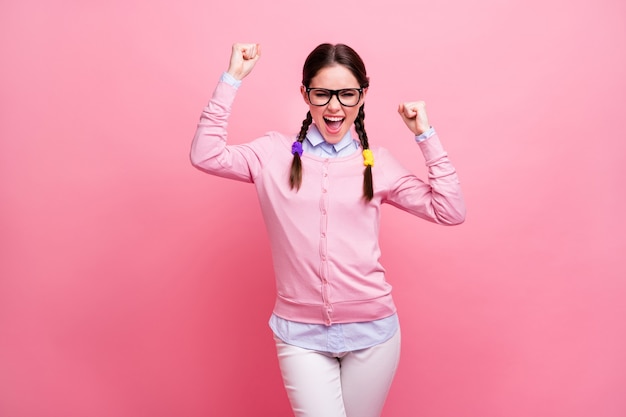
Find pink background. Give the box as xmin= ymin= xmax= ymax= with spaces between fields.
xmin=1 ymin=1 xmax=625 ymax=416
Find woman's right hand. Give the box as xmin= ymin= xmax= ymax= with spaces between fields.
xmin=227 ymin=43 xmax=261 ymax=80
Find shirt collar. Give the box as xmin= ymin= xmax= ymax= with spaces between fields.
xmin=306 ymin=123 xmax=356 ymax=153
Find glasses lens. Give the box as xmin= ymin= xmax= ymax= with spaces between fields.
xmin=309 ymin=89 xmax=332 ymax=106
xmin=338 ymin=89 xmax=360 ymax=106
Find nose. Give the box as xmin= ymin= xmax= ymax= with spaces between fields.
xmin=327 ymin=94 xmax=341 ymax=110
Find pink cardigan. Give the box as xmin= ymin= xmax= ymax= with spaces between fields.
xmin=191 ymin=82 xmax=465 ymax=325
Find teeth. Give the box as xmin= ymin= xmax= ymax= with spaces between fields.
xmin=324 ymin=116 xmax=344 ymax=122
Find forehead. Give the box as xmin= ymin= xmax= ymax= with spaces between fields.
xmin=309 ymin=65 xmax=360 ymax=89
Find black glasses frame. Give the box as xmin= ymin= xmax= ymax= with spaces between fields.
xmin=305 ymin=87 xmax=364 ymax=107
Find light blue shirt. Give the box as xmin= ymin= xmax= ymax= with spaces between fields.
xmin=219 ymin=72 xmax=436 ymax=352
xmin=302 ymin=123 xmax=360 ymax=157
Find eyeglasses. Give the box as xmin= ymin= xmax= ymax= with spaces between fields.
xmin=305 ymin=87 xmax=363 ymax=107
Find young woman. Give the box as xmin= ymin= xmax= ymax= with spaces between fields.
xmin=191 ymin=42 xmax=465 ymax=417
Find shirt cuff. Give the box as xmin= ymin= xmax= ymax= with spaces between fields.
xmin=415 ymin=127 xmax=436 ymax=143
xmin=220 ymin=72 xmax=242 ymax=89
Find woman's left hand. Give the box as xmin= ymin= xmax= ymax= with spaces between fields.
xmin=397 ymin=101 xmax=430 ymax=136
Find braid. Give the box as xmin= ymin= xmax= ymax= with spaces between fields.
xmin=290 ymin=111 xmax=312 ymax=190
xmin=354 ymin=105 xmax=374 ymax=201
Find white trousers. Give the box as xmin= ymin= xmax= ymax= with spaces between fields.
xmin=274 ymin=329 xmax=401 ymax=417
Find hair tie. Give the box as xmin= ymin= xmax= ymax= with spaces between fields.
xmin=362 ymin=149 xmax=374 ymax=167
xmin=291 ymin=141 xmax=303 ymax=157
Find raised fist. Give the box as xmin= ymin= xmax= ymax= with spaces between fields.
xmin=227 ymin=43 xmax=261 ymax=80
xmin=397 ymin=101 xmax=430 ymax=136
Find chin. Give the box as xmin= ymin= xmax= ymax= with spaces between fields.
xmin=321 ymin=125 xmax=349 ymax=144
xmin=321 ymin=133 xmax=343 ymax=144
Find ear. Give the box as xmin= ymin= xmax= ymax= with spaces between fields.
xmin=361 ymin=87 xmax=368 ymax=102
xmin=300 ymin=85 xmax=309 ymax=104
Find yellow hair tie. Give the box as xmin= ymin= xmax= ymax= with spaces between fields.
xmin=362 ymin=149 xmax=374 ymax=167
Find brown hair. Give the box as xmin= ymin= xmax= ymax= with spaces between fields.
xmin=289 ymin=43 xmax=373 ymax=201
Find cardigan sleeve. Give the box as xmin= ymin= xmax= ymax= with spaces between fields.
xmin=190 ymin=81 xmax=274 ymax=182
xmin=379 ymin=133 xmax=466 ymax=225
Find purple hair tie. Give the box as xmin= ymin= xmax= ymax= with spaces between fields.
xmin=291 ymin=141 xmax=303 ymax=157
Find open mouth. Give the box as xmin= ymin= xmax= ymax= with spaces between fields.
xmin=324 ymin=116 xmax=344 ymax=133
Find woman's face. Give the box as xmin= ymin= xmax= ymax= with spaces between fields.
xmin=301 ymin=64 xmax=367 ymax=144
